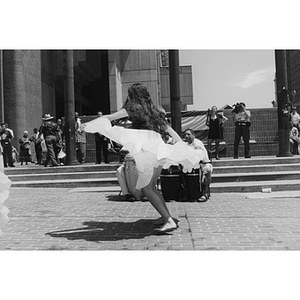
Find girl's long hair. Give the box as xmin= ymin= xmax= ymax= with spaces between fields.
xmin=123 ymin=83 xmax=167 ymax=133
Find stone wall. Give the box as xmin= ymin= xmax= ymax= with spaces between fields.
xmin=80 ymin=107 xmax=280 ymax=163
xmin=222 ymin=107 xmax=279 ymax=157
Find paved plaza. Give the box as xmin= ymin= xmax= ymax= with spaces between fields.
xmin=1 ymin=187 xmax=300 ymax=251
xmin=1 ymin=187 xmax=300 ymax=300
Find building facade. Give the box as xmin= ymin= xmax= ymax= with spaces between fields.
xmin=0 ymin=49 xmax=193 ymax=150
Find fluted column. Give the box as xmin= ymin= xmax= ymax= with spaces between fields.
xmin=3 ymin=50 xmax=27 ymax=144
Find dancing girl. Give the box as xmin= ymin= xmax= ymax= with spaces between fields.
xmin=0 ymin=144 xmax=11 ymax=236
xmin=84 ymin=83 xmax=206 ymax=233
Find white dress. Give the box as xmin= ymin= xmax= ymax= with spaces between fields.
xmin=0 ymin=152 xmax=11 ymax=235
xmin=84 ymin=117 xmax=206 ymax=190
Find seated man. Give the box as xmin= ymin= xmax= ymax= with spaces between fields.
xmin=184 ymin=129 xmax=213 ymax=202
xmin=116 ymin=151 xmax=146 ymax=202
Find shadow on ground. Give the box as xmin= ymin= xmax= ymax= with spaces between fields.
xmin=46 ymin=218 xmax=171 ymax=242
xmin=106 ymin=194 xmax=148 ymax=203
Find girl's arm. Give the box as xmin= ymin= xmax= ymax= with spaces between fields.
xmin=166 ymin=125 xmax=182 ymax=143
xmin=222 ymin=114 xmax=228 ymax=122
xmin=102 ymin=108 xmax=128 ymax=122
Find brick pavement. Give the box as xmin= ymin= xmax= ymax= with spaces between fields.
xmin=1 ymin=187 xmax=300 ymax=250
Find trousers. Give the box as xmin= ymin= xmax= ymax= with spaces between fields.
xmin=234 ymin=124 xmax=250 ymax=157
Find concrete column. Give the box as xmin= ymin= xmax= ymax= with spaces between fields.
xmin=3 ymin=50 xmax=27 ymax=146
xmin=0 ymin=50 xmax=4 ymax=123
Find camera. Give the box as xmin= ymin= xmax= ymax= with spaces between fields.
xmin=232 ymin=102 xmax=245 ymax=114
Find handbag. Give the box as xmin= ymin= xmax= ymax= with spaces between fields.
xmin=41 ymin=140 xmax=47 ymax=152
xmin=58 ymin=149 xmax=66 ymax=159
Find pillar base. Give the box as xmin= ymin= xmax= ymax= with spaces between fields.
xmin=64 ymin=160 xmax=80 ymax=166
xmin=277 ymin=152 xmax=293 ymax=157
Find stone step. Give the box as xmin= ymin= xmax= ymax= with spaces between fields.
xmin=3 ymin=163 xmax=119 ymax=175
xmin=210 ymin=179 xmax=300 ymax=193
xmin=213 ymin=163 xmax=300 ymax=174
xmin=211 ymin=170 xmax=300 ymax=182
xmin=10 ymin=177 xmax=119 ymax=188
xmin=66 ymin=179 xmax=300 ymax=194
xmin=8 ymin=170 xmax=117 ymax=182
xmin=211 ymin=156 xmax=300 ymax=167
xmin=6 ymin=156 xmax=300 ymax=192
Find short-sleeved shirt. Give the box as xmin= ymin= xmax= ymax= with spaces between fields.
xmin=186 ymin=138 xmax=210 ymax=163
xmin=234 ymin=110 xmax=251 ymax=122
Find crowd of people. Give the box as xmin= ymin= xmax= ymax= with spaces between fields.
xmin=0 ymin=112 xmax=92 ymax=168
xmin=0 ymin=100 xmax=256 ymax=170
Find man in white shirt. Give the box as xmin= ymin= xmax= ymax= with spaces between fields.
xmin=184 ymin=129 xmax=213 ymax=202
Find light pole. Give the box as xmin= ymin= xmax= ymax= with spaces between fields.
xmin=275 ymin=49 xmax=293 ymax=157
xmin=169 ymin=50 xmax=182 ymax=136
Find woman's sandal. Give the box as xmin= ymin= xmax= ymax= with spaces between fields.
xmin=153 ymin=223 xmax=177 ymax=234
xmin=197 ymin=194 xmax=208 ymax=202
xmin=153 ymin=217 xmax=180 ymax=227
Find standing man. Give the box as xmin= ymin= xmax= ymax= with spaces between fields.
xmin=233 ymin=102 xmax=251 ymax=159
xmin=39 ymin=114 xmax=59 ymax=167
xmin=94 ymin=111 xmax=109 ymax=164
xmin=75 ymin=112 xmax=86 ymax=164
xmin=0 ymin=123 xmax=15 ymax=167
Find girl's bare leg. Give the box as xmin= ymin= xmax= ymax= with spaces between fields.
xmin=207 ymin=139 xmax=212 ymax=160
xmin=215 ymin=139 xmax=220 ymax=159
xmin=142 ymin=166 xmax=177 ymax=232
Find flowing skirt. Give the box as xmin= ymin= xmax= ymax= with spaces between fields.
xmin=0 ymin=156 xmax=11 ymax=235
xmin=84 ymin=117 xmax=206 ymax=189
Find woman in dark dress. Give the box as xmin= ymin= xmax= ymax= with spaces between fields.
xmin=206 ymin=106 xmax=228 ymax=160
xmin=18 ymin=131 xmax=31 ymax=165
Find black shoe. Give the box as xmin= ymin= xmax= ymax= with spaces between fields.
xmin=125 ymin=194 xmax=135 ymax=202
xmin=245 ymin=156 xmax=251 ymax=158
xmin=234 ymin=156 xmax=238 ymax=159
xmin=104 ymin=161 xmax=109 ymax=164
xmin=10 ymin=165 xmax=15 ymax=167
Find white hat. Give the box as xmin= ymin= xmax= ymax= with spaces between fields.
xmin=42 ymin=113 xmax=54 ymax=121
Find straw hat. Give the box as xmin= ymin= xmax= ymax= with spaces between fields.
xmin=42 ymin=113 xmax=54 ymax=121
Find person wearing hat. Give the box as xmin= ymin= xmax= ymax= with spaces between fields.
xmin=290 ymin=106 xmax=300 ymax=131
xmin=233 ymin=102 xmax=251 ymax=159
xmin=18 ymin=130 xmax=31 ymax=165
xmin=38 ymin=114 xmax=59 ymax=167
